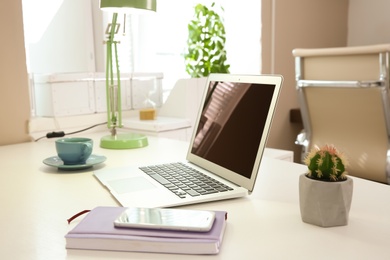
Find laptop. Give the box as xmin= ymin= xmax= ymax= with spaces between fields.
xmin=94 ymin=73 xmax=283 ymax=208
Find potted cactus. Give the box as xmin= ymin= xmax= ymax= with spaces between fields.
xmin=299 ymin=144 xmax=353 ymax=227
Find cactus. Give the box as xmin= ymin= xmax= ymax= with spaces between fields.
xmin=304 ymin=145 xmax=348 ymax=182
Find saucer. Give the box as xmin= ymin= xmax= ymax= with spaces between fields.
xmin=43 ymin=154 xmax=107 ymax=170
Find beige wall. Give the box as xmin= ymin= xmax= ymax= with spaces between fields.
xmin=261 ymin=0 xmax=349 ymax=162
xmin=0 ymin=1 xmax=31 ymax=145
xmin=348 ymin=0 xmax=390 ymax=46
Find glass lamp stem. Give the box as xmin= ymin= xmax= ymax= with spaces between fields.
xmin=105 ymin=13 xmax=122 ymax=135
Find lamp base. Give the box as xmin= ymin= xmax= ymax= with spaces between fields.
xmin=100 ymin=133 xmax=148 ymax=149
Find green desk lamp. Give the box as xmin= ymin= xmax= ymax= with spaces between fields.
xmin=99 ymin=0 xmax=157 ymax=149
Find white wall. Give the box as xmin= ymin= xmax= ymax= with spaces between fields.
xmin=348 ymin=0 xmax=390 ymax=46
xmin=23 ymin=0 xmax=95 ymax=73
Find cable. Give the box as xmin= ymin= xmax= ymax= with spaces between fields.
xmin=35 ymin=122 xmax=107 ymax=142
xmin=65 ymin=122 xmax=107 ymax=135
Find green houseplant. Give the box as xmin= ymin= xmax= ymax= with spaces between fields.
xmin=184 ymin=3 xmax=230 ymax=78
xmin=299 ymin=144 xmax=353 ymax=227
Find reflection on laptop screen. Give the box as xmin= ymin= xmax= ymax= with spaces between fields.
xmin=191 ymin=81 xmax=275 ymax=179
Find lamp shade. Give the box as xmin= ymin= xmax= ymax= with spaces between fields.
xmin=100 ymin=0 xmax=156 ymax=13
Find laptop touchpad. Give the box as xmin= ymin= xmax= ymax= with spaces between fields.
xmin=108 ymin=177 xmax=156 ymax=194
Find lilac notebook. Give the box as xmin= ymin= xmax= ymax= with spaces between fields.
xmin=65 ymin=207 xmax=227 ymax=255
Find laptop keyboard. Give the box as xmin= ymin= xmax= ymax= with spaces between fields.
xmin=139 ymin=162 xmax=234 ymax=199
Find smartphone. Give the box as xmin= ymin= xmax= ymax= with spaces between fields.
xmin=114 ymin=207 xmax=216 ymax=232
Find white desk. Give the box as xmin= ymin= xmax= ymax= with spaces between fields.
xmin=122 ymin=116 xmax=192 ymax=141
xmin=1 ymin=133 xmax=389 ymax=259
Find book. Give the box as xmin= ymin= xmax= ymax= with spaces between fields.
xmin=65 ymin=207 xmax=227 ymax=255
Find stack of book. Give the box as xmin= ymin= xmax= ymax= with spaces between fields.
xmin=65 ymin=206 xmax=227 ymax=255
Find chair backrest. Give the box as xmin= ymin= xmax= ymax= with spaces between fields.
xmin=293 ymin=44 xmax=390 ymax=184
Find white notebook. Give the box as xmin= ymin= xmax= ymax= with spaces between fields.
xmin=94 ymin=73 xmax=283 ymax=207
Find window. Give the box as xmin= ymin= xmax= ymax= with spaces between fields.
xmin=107 ymin=0 xmax=261 ymax=93
xmin=22 ymin=0 xmax=261 ymax=116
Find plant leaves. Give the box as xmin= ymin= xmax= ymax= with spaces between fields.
xmin=184 ymin=2 xmax=230 ymax=78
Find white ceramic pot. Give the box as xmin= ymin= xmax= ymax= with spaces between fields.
xmin=299 ymin=174 xmax=353 ymax=227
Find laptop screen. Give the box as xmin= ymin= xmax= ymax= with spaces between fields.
xmin=187 ymin=74 xmax=283 ymax=191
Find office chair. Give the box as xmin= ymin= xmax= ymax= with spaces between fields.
xmin=293 ymin=44 xmax=390 ymax=184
